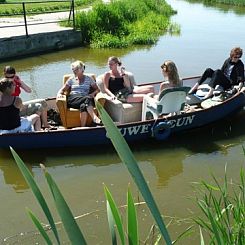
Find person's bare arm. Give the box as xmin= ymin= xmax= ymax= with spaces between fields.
xmin=14 ymin=97 xmax=23 ymax=110
xmin=104 ymin=72 xmax=116 ymax=98
xmin=90 ymin=83 xmax=99 ymax=98
xmin=122 ymin=74 xmax=132 ymax=91
xmin=57 ymin=84 xmax=70 ymax=97
xmin=19 ymin=78 xmax=32 ymax=93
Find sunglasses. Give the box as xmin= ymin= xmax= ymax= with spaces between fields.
xmin=5 ymin=74 xmax=15 ymax=79
xmin=161 ymin=64 xmax=167 ymax=69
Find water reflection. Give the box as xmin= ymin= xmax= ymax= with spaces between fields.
xmin=0 ymin=146 xmax=121 ymax=192
xmin=0 ymin=150 xmax=33 ymax=192
xmin=0 ymin=45 xmax=153 ymax=72
xmin=1 ymin=110 xmax=245 ymax=192
xmin=150 ymin=151 xmax=184 ymax=188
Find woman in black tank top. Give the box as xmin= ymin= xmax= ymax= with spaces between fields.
xmin=0 ymin=97 xmax=21 ymax=130
xmin=0 ymin=78 xmax=42 ymax=133
xmin=0 ymin=80 xmax=21 ymax=130
xmin=103 ymin=56 xmax=132 ymax=100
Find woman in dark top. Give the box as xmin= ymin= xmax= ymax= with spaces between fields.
xmin=189 ymin=47 xmax=244 ymax=98
xmin=103 ymin=56 xmax=132 ymax=100
xmin=103 ymin=56 xmax=155 ymax=103
xmin=0 ymin=78 xmax=41 ymax=134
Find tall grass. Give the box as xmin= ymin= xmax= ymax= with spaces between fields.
xmin=75 ymin=0 xmax=179 ymax=48
xmin=193 ymin=166 xmax=245 ymax=244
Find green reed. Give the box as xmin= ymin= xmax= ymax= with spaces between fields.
xmin=193 ymin=166 xmax=245 ymax=244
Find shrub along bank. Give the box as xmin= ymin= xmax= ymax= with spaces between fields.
xmin=186 ymin=0 xmax=245 ymax=7
xmin=75 ymin=0 xmax=180 ymax=48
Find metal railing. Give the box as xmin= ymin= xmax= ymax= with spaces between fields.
xmin=0 ymin=0 xmax=75 ymax=37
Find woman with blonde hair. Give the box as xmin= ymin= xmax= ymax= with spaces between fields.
xmin=158 ymin=60 xmax=181 ymax=95
xmin=57 ymin=60 xmax=101 ymax=126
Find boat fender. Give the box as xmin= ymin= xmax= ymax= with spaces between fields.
xmin=153 ymin=121 xmax=171 ymax=141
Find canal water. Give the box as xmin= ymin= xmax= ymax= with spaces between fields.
xmin=1 ymin=0 xmax=245 ymax=243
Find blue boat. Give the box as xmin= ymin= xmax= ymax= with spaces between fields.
xmin=0 ymin=76 xmax=244 ymax=149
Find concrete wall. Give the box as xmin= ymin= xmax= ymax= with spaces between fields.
xmin=0 ymin=30 xmax=82 ymax=61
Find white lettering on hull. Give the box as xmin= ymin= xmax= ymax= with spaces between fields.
xmin=169 ymin=115 xmax=195 ymax=128
xmin=119 ymin=124 xmax=151 ymax=136
xmin=107 ymin=115 xmax=196 ymax=138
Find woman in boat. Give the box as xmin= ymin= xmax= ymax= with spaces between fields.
xmin=0 ymin=78 xmax=41 ymax=134
xmin=3 ymin=66 xmax=50 ymax=128
xmin=103 ymin=56 xmax=154 ymax=103
xmin=159 ymin=60 xmax=182 ymax=94
xmin=188 ymin=47 xmax=244 ymax=98
xmin=57 ymin=60 xmax=101 ymax=127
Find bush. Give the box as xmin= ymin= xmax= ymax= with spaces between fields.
xmin=75 ymin=0 xmax=179 ymax=48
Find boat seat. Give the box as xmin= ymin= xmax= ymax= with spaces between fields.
xmin=56 ymin=73 xmax=104 ymax=128
xmin=142 ymin=86 xmax=190 ymax=120
xmin=96 ymin=73 xmax=142 ymax=123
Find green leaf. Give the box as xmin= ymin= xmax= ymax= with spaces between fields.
xmin=96 ymin=101 xmax=172 ymax=244
xmin=106 ymin=199 xmax=117 ymax=245
xmin=199 ymin=226 xmax=205 ymax=245
xmin=10 ymin=147 xmax=60 ymax=244
xmin=27 ymin=208 xmax=53 ymax=245
xmin=45 ymin=171 xmax=87 ymax=244
xmin=104 ymin=185 xmax=125 ymax=245
xmin=127 ymin=187 xmax=138 ymax=245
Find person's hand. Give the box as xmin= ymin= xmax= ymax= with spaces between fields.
xmin=57 ymin=93 xmax=64 ymax=98
xmin=117 ymin=66 xmax=126 ymax=76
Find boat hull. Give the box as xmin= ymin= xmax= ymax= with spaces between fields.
xmin=1 ymin=92 xmax=244 ymax=149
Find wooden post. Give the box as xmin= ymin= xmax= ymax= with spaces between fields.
xmin=72 ymin=0 xmax=75 ymax=30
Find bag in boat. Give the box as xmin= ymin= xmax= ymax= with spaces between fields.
xmin=115 ymin=87 xmax=132 ymax=103
xmin=47 ymin=108 xmax=61 ymax=126
xmin=186 ymin=94 xmax=203 ymax=105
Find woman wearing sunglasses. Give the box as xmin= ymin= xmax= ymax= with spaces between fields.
xmin=4 ymin=66 xmax=32 ymax=96
xmin=3 ymin=66 xmax=50 ymax=128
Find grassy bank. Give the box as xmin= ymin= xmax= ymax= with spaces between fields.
xmin=75 ymin=0 xmax=179 ymax=48
xmin=186 ymin=0 xmax=245 ymax=7
xmin=0 ymin=0 xmax=97 ymax=16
